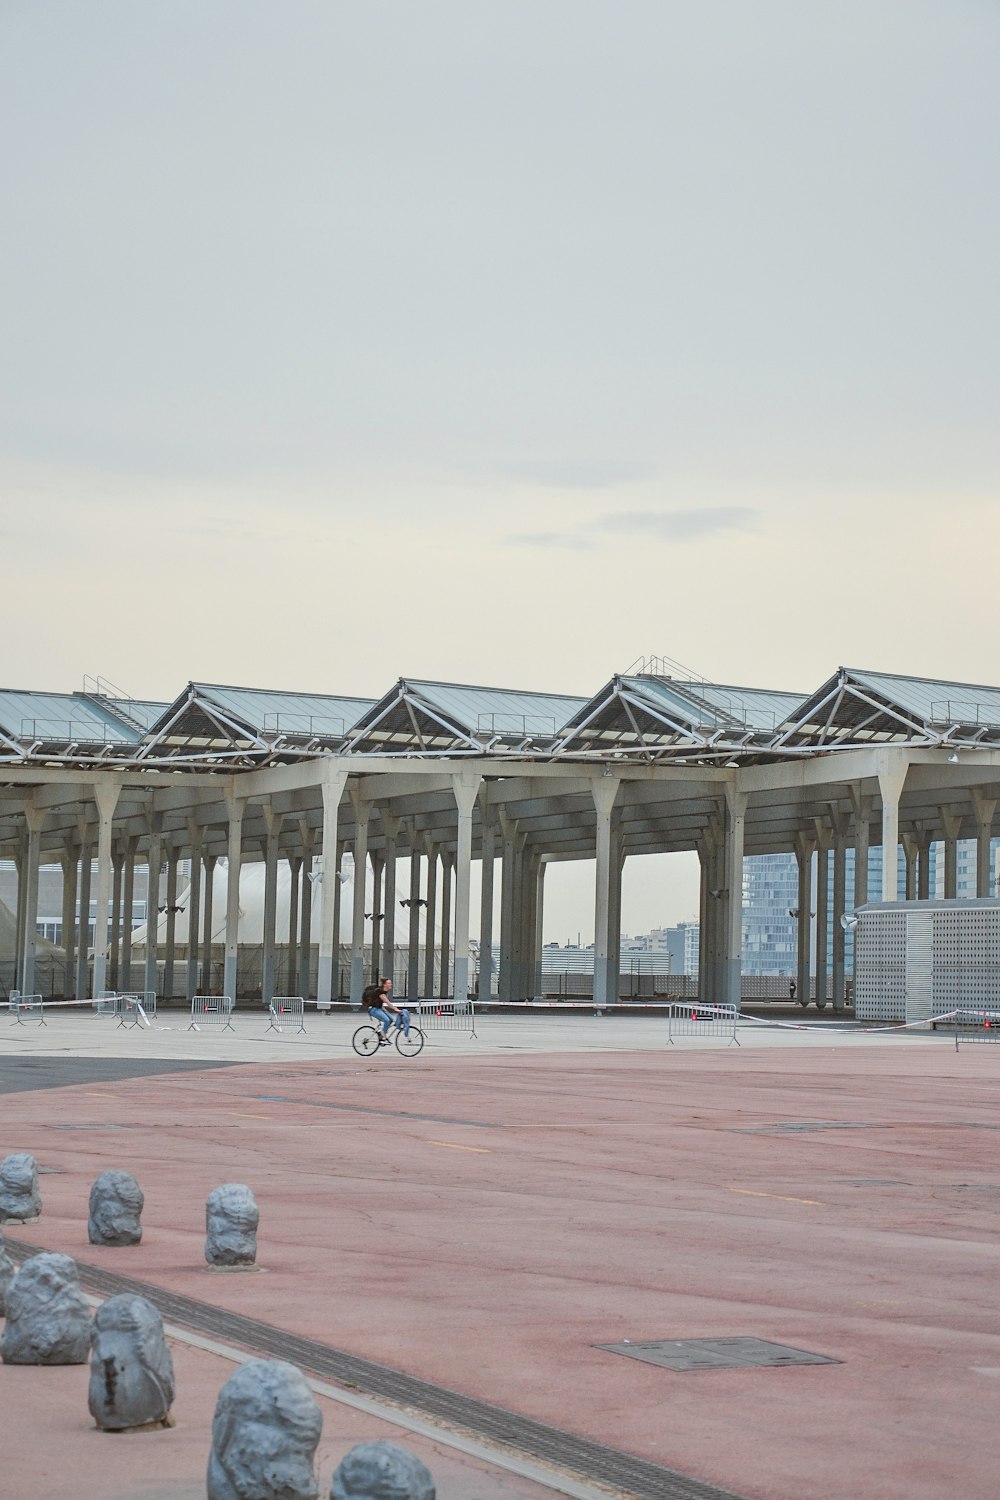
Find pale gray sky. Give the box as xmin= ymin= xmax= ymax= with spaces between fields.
xmin=2 ymin=0 xmax=998 ymax=935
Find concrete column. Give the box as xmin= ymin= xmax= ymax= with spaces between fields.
xmin=316 ymin=768 xmax=347 ymax=1007
xmin=261 ymin=810 xmax=282 ymax=1006
xmin=533 ymin=859 xmax=547 ymax=998
xmin=438 ymin=852 xmax=452 ymax=998
xmin=407 ymin=832 xmax=421 ymax=1001
xmin=109 ymin=847 xmax=125 ymax=991
xmin=478 ymin=808 xmax=495 ymax=1001
xmin=877 ymin=755 xmax=907 ymax=901
xmin=60 ymin=844 xmax=78 ymax=997
xmin=941 ymin=811 xmax=961 ymax=900
xmin=163 ymin=852 xmax=179 ymax=1001
xmin=451 ymin=774 xmax=480 ymax=1004
xmin=332 ymin=841 xmax=344 ymax=995
xmin=795 ymin=832 xmax=812 ymax=1006
xmin=520 ymin=835 xmax=535 ymax=998
xmin=286 ymin=855 xmax=301 ymax=994
xmin=75 ymin=839 xmax=93 ymax=1001
xmin=850 ymin=788 xmax=872 ymax=911
xmin=901 ymin=833 xmax=917 ymax=900
xmin=185 ymin=824 xmax=204 ymax=1002
xmin=91 ymin=780 xmax=121 ymax=998
xmin=498 ymin=812 xmax=518 ymax=1002
xmin=144 ymin=828 xmax=162 ymax=998
xmin=14 ymin=833 xmax=27 ymax=991
xmin=298 ymin=825 xmax=314 ymax=999
xmin=381 ymin=812 xmax=401 ymax=990
xmin=592 ymin=777 xmax=621 ymax=1012
xmin=19 ymin=803 xmax=45 ymax=996
xmin=297 ymin=819 xmax=314 ymax=999
xmin=370 ymin=854 xmax=385 ymax=981
xmin=971 ymin=789 xmax=997 ymax=898
xmin=202 ymin=853 xmax=217 ymax=991
xmin=349 ymin=792 xmax=370 ymax=1008
xmin=423 ymin=840 xmax=438 ymax=999
xmin=223 ymin=793 xmax=245 ymax=1001
xmin=813 ymin=823 xmax=829 ymax=1011
xmin=916 ymin=826 xmax=933 ymax=901
xmin=697 ymin=841 xmax=711 ymax=1000
xmin=722 ymin=786 xmax=747 ymax=1011
xmin=120 ymin=835 xmax=138 ymax=993
xmin=831 ymin=826 xmax=847 ymax=1013
xmin=606 ymin=816 xmax=624 ymax=1002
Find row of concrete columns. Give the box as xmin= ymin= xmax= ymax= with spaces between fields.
xmin=8 ymin=763 xmax=1000 ymax=1009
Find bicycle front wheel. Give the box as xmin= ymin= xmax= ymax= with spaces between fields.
xmin=352 ymin=1025 xmax=381 ymax=1057
xmin=395 ymin=1027 xmax=425 ymax=1057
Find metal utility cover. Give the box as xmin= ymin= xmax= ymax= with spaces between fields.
xmin=598 ymin=1338 xmax=841 ymax=1372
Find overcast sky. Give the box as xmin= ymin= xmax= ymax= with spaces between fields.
xmin=2 ymin=1 xmax=998 ymax=934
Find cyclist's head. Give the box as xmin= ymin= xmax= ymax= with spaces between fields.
xmin=379 ymin=977 xmax=392 ymax=992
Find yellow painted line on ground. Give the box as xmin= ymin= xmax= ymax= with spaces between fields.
xmin=425 ymin=1140 xmax=491 ymax=1154
xmin=84 ymin=1092 xmax=117 ymax=1099
xmin=226 ymin=1112 xmax=275 ymax=1121
xmin=727 ymin=1187 xmax=826 ymax=1206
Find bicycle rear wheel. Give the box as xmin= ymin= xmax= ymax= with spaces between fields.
xmin=352 ymin=1025 xmax=381 ymax=1057
xmin=395 ymin=1027 xmax=425 ymax=1056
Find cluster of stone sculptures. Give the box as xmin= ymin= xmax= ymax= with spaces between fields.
xmin=0 ymin=1154 xmax=437 ymax=1496
xmin=210 ymin=1360 xmax=435 ymax=1500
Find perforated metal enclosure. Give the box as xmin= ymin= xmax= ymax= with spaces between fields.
xmin=854 ymin=900 xmax=1000 ymax=1023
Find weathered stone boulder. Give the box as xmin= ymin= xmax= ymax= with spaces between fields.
xmin=1 ymin=1252 xmax=91 ymax=1365
xmin=208 ymin=1358 xmax=322 ymax=1500
xmin=89 ymin=1293 xmax=175 ymax=1431
xmin=0 ymin=1152 xmax=41 ymax=1222
xmin=331 ymin=1442 xmax=436 ymax=1500
xmin=89 ymin=1169 xmax=144 ymax=1246
xmin=205 ymin=1183 xmax=258 ymax=1267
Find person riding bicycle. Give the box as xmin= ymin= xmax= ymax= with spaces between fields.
xmin=362 ymin=977 xmax=410 ymax=1045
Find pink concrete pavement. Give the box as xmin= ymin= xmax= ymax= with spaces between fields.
xmin=3 ymin=1040 xmax=1000 ymax=1499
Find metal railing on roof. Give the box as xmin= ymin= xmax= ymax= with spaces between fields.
xmin=476 ymin=713 xmax=558 ymax=738
xmin=260 ymin=713 xmax=347 ymax=738
xmin=928 ymin=700 xmax=1000 ymax=728
xmin=17 ymin=718 xmax=126 ymax=743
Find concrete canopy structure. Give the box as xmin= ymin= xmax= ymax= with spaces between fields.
xmin=3 ymin=663 xmax=1000 ymax=1016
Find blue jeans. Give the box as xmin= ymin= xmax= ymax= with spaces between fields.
xmin=370 ymin=1006 xmax=410 ymax=1037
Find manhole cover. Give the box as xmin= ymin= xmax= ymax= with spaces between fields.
xmin=597 ymin=1338 xmax=841 ymax=1372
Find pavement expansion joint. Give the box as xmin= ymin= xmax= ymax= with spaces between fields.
xmin=5 ymin=1240 xmax=745 ymax=1500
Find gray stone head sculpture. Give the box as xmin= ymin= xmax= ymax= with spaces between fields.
xmin=0 ymin=1152 xmax=41 ymax=1222
xmin=208 ymin=1358 xmax=322 ymax=1500
xmin=0 ymin=1226 xmax=16 ymax=1315
xmin=89 ymin=1293 xmax=175 ymax=1430
xmin=331 ymin=1442 xmax=435 ymax=1500
xmin=89 ymin=1169 xmax=144 ymax=1246
xmin=205 ymin=1183 xmax=259 ymax=1267
xmin=0 ymin=1251 xmax=91 ymax=1365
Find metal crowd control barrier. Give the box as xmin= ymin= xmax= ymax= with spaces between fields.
xmin=266 ymin=996 xmax=306 ymax=1034
xmin=416 ymin=999 xmax=477 ymax=1038
xmin=9 ymin=992 xmax=45 ymax=1026
xmin=115 ymin=993 xmax=157 ymax=1028
xmin=94 ymin=990 xmax=119 ymax=1016
xmin=951 ymin=1009 xmax=1000 ymax=1050
xmin=666 ymin=1001 xmax=740 ymax=1045
xmin=188 ymin=995 xmax=235 ymax=1031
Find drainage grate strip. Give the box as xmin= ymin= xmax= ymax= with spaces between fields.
xmin=4 ymin=1241 xmax=743 ymax=1500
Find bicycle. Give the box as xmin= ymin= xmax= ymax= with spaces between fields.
xmin=352 ymin=1020 xmax=425 ymax=1057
